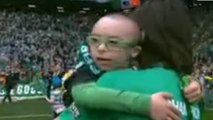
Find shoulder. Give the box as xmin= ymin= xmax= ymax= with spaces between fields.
xmin=101 ymin=67 xmax=179 ymax=81
xmin=143 ymin=67 xmax=178 ymax=76
xmin=73 ymin=64 xmax=99 ymax=83
xmin=63 ymin=62 xmax=99 ymax=87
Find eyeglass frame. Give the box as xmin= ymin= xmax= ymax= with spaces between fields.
xmin=86 ymin=34 xmax=139 ymax=50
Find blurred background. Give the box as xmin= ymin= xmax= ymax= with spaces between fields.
xmin=0 ymin=0 xmax=212 ymax=120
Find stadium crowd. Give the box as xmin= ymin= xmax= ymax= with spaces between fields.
xmin=0 ymin=8 xmax=211 ymax=75
xmin=0 ymin=8 xmax=212 ymax=106
xmin=0 ymin=9 xmax=98 ymax=75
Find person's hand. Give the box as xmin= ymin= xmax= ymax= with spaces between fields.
xmin=151 ymin=92 xmax=181 ymax=120
xmin=184 ymin=80 xmax=202 ymax=103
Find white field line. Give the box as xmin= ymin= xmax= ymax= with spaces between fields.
xmin=0 ymin=114 xmax=51 ymax=119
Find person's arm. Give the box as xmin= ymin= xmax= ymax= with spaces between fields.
xmin=72 ymin=82 xmax=151 ymax=115
xmin=45 ymin=96 xmax=54 ymax=103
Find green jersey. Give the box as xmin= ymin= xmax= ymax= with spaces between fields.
xmin=76 ymin=67 xmax=201 ymax=120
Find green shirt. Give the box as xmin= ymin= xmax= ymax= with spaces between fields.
xmin=59 ymin=108 xmax=75 ymax=120
xmin=74 ymin=67 xmax=201 ymax=120
xmin=60 ymin=82 xmax=151 ymax=120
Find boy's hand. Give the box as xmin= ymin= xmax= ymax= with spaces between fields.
xmin=151 ymin=92 xmax=181 ymax=120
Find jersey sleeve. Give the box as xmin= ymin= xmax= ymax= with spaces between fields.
xmin=59 ymin=108 xmax=75 ymax=120
xmin=72 ymin=82 xmax=151 ymax=116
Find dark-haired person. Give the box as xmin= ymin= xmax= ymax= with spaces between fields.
xmin=2 ymin=70 xmax=20 ymax=103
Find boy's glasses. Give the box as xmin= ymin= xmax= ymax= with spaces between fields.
xmin=86 ymin=34 xmax=137 ymax=50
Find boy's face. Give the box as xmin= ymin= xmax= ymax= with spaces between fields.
xmin=89 ymin=17 xmax=140 ymax=71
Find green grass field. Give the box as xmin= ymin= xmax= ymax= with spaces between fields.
xmin=0 ymin=99 xmax=212 ymax=120
xmin=203 ymin=109 xmax=213 ymax=120
xmin=0 ymin=99 xmax=52 ymax=120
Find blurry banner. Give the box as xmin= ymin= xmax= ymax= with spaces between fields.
xmin=112 ymin=0 xmax=141 ymax=10
xmin=70 ymin=0 xmax=110 ymax=3
xmin=121 ymin=0 xmax=141 ymax=9
xmin=0 ymin=80 xmax=47 ymax=101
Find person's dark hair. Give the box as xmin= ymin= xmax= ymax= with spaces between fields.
xmin=129 ymin=0 xmax=193 ymax=74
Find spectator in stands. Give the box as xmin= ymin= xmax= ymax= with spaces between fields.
xmin=0 ymin=10 xmax=97 ymax=74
